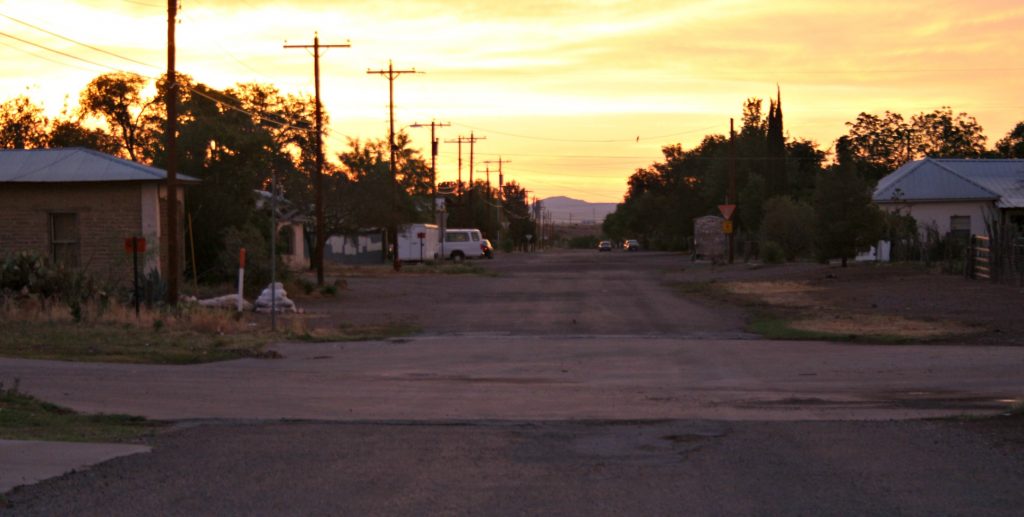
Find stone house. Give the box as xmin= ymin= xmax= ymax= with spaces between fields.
xmin=0 ymin=148 xmax=198 ymax=281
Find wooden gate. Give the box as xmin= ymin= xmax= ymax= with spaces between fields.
xmin=967 ymin=235 xmax=991 ymax=280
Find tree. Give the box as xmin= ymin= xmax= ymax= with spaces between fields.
xmin=996 ymin=121 xmax=1024 ymax=158
xmin=501 ymin=181 xmax=535 ymax=251
xmin=814 ymin=137 xmax=885 ymax=267
xmin=761 ymin=196 xmax=814 ymax=261
xmin=844 ymin=111 xmax=911 ymax=183
xmin=910 ymin=107 xmax=986 ymax=158
xmin=78 ymin=72 xmax=157 ymax=161
xmin=765 ymin=88 xmax=786 ymax=197
xmin=0 ymin=95 xmax=48 ymax=149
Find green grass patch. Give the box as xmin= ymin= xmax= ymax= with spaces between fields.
xmin=292 ymin=322 xmax=421 ymax=343
xmin=746 ymin=313 xmax=927 ymax=344
xmin=402 ymin=261 xmax=498 ymax=276
xmin=0 ymin=386 xmax=161 ymax=442
xmin=747 ymin=314 xmax=853 ymax=341
xmin=0 ymin=320 xmax=273 ymax=364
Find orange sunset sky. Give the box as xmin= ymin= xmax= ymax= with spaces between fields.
xmin=2 ymin=0 xmax=1023 ymax=202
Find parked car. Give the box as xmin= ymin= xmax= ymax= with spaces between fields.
xmin=482 ymin=239 xmax=494 ymax=259
xmin=443 ymin=228 xmax=487 ymax=261
xmin=597 ymin=240 xmax=613 ymax=252
xmin=623 ymin=239 xmax=640 ymax=251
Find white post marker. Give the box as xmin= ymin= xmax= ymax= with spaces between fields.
xmin=237 ymin=248 xmax=246 ymax=313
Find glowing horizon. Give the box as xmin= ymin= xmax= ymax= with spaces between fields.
xmin=2 ymin=0 xmax=1022 ymax=202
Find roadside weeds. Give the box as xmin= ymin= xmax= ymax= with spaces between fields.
xmin=0 ymin=379 xmax=162 ymax=443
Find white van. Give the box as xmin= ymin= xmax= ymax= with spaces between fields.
xmin=443 ymin=228 xmax=487 ymax=261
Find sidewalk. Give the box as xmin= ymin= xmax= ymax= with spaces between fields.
xmin=0 ymin=440 xmax=150 ymax=493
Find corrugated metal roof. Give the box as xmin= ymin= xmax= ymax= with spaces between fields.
xmin=873 ymin=158 xmax=1024 ymax=208
xmin=0 ymin=148 xmax=199 ymax=183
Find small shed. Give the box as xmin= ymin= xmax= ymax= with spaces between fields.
xmin=693 ymin=215 xmax=727 ymax=260
xmin=0 ymin=148 xmax=198 ymax=280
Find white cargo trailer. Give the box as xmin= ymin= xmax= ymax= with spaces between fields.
xmin=397 ymin=223 xmax=441 ymax=262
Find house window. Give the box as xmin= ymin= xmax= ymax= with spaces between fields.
xmin=949 ymin=215 xmax=971 ymax=241
xmin=49 ymin=213 xmax=80 ymax=267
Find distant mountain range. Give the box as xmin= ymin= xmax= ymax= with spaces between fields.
xmin=540 ymin=196 xmax=618 ymax=224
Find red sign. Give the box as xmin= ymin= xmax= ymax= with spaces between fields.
xmin=417 ymin=232 xmax=426 ymax=239
xmin=124 ymin=237 xmax=147 ymax=253
xmin=718 ymin=204 xmax=736 ymax=220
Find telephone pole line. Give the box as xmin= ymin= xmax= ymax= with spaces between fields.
xmin=284 ymin=33 xmax=350 ymax=286
xmin=444 ymin=133 xmax=486 ymax=195
xmin=165 ymin=0 xmax=179 ymax=304
xmin=409 ymin=120 xmax=450 ymax=200
xmin=367 ymin=60 xmax=420 ymax=271
xmin=482 ymin=158 xmax=510 ymax=244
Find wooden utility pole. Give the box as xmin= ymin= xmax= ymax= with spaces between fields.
xmin=285 ymin=33 xmax=350 ymax=286
xmin=729 ymin=118 xmax=737 ymax=264
xmin=483 ymin=158 xmax=510 ymax=243
xmin=367 ymin=60 xmax=419 ymax=271
xmin=409 ymin=120 xmax=450 ymax=204
xmin=165 ymin=0 xmax=179 ymax=304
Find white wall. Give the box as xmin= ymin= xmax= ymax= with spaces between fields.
xmin=881 ymin=200 xmax=995 ymax=237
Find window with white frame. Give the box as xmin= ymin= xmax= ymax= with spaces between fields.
xmin=949 ymin=215 xmax=971 ymax=240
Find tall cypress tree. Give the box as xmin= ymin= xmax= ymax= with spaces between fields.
xmin=765 ymin=86 xmax=787 ymax=197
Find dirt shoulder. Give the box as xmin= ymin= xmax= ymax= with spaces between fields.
xmin=669 ymin=260 xmax=1024 ymax=345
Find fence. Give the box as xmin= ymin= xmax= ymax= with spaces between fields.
xmin=967 ymin=235 xmax=1024 ymax=286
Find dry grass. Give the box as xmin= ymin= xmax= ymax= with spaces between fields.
xmin=788 ymin=313 xmax=975 ymax=339
xmin=721 ymin=281 xmax=822 ymax=308
xmin=0 ymin=298 xmax=274 ymax=364
xmin=716 ymin=280 xmax=978 ymax=342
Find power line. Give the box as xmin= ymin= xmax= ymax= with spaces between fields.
xmin=0 ymin=12 xmax=158 ymax=70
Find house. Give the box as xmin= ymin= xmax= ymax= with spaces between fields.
xmin=0 ymin=148 xmax=198 ymax=281
xmin=325 ymin=229 xmax=387 ymax=265
xmin=872 ymin=158 xmax=1024 ymax=239
xmin=254 ymin=190 xmax=310 ymax=270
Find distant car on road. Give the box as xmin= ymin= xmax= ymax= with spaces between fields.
xmin=597 ymin=240 xmax=613 ymax=252
xmin=623 ymin=239 xmax=640 ymax=251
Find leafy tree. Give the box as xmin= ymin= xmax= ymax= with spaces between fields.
xmin=995 ymin=121 xmax=1024 ymax=158
xmin=910 ymin=107 xmax=986 ymax=158
xmin=761 ymin=196 xmax=814 ymax=261
xmin=738 ymin=173 xmax=766 ymax=234
xmin=814 ymin=137 xmax=885 ymax=267
xmin=0 ymin=95 xmax=48 ymax=149
xmin=844 ymin=111 xmax=911 ymax=183
xmin=78 ymin=72 xmax=157 ymax=161
xmin=785 ymin=139 xmax=827 ymax=201
xmin=501 ymin=181 xmax=536 ymax=251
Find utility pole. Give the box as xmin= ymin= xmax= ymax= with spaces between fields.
xmin=444 ymin=136 xmax=463 ymax=193
xmin=445 ymin=134 xmax=486 ymax=196
xmin=367 ymin=60 xmax=419 ymax=271
xmin=165 ymin=0 xmax=179 ymax=304
xmin=482 ymin=158 xmax=511 ymax=192
xmin=409 ymin=120 xmax=450 ymax=217
xmin=285 ymin=33 xmax=350 ymax=286
xmin=729 ymin=118 xmax=737 ymax=264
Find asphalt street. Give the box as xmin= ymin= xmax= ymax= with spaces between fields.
xmin=2 ymin=250 xmax=1023 ymax=515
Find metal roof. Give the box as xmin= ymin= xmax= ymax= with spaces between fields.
xmin=873 ymin=158 xmax=1024 ymax=208
xmin=0 ymin=148 xmax=199 ymax=184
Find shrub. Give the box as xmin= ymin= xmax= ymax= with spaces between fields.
xmin=761 ymin=241 xmax=786 ymax=264
xmin=761 ymin=196 xmax=815 ymax=261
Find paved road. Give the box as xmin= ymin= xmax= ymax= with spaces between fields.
xmin=3 ymin=250 xmax=1023 ymax=515
xmin=5 ymin=337 xmax=1024 ymax=422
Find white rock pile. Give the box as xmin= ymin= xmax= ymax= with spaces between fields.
xmin=254 ymin=282 xmax=297 ymax=313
